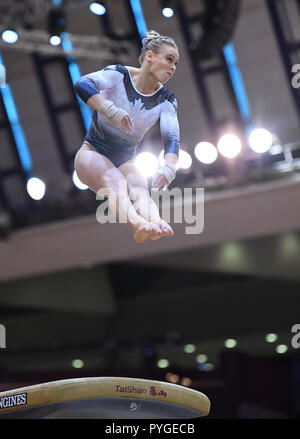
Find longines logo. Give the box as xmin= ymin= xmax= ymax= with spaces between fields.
xmin=0 ymin=393 xmax=27 ymax=409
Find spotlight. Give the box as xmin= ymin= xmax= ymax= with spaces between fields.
xmin=217 ymin=133 xmax=242 ymax=158
xmin=89 ymin=2 xmax=106 ymax=15
xmin=224 ymin=338 xmax=237 ymax=348
xmin=72 ymin=170 xmax=88 ymax=190
xmin=181 ymin=377 xmax=192 ymax=387
xmin=47 ymin=8 xmax=66 ymax=40
xmin=248 ymin=128 xmax=273 ymax=153
xmin=194 ymin=141 xmax=218 ymax=164
xmin=160 ymin=0 xmax=175 ymax=18
xmin=1 ymin=30 xmax=19 ymax=44
xmin=157 ymin=359 xmax=170 ymax=368
xmin=178 ymin=150 xmax=192 ymax=170
xmin=276 ymin=344 xmax=288 ymax=354
xmin=162 ymin=7 xmax=174 ymax=18
xmin=49 ymin=35 xmax=61 ymax=46
xmin=196 ymin=354 xmax=208 ymax=364
xmin=265 ymin=333 xmax=278 ymax=343
xmin=26 ymin=177 xmax=46 ymax=200
xmin=134 ymin=152 xmax=158 ymax=177
xmin=72 ymin=359 xmax=84 ymax=368
xmin=184 ymin=344 xmax=196 ymax=353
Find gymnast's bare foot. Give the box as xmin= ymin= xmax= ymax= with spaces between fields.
xmin=148 ymin=223 xmax=163 ymax=240
xmin=133 ymin=222 xmax=154 ymax=243
xmin=156 ymin=219 xmax=174 ymax=237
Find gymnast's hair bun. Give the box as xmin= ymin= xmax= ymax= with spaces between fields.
xmin=142 ymin=30 xmax=160 ymax=46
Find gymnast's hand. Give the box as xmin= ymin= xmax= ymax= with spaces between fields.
xmin=100 ymin=99 xmax=134 ymax=135
xmin=151 ymin=162 xmax=177 ymax=190
xmin=151 ymin=173 xmax=168 ymax=190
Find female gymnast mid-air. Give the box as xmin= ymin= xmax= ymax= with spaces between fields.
xmin=74 ymin=30 xmax=180 ymax=243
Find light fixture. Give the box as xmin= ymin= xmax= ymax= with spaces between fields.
xmin=160 ymin=0 xmax=174 ymax=18
xmin=184 ymin=344 xmax=196 ymax=353
xmin=134 ymin=152 xmax=158 ymax=177
xmin=224 ymin=338 xmax=237 ymax=348
xmin=276 ymin=344 xmax=288 ymax=354
xmin=157 ymin=359 xmax=169 ymax=368
xmin=196 ymin=354 xmax=208 ymax=364
xmin=248 ymin=128 xmax=273 ymax=153
xmin=72 ymin=359 xmax=84 ymax=368
xmin=194 ymin=141 xmax=218 ymax=164
xmin=265 ymin=333 xmax=278 ymax=343
xmin=26 ymin=177 xmax=46 ymax=200
xmin=49 ymin=35 xmax=61 ymax=46
xmin=1 ymin=30 xmax=19 ymax=44
xmin=217 ymin=133 xmax=242 ymax=158
xmin=89 ymin=2 xmax=106 ymax=15
xmin=177 ymin=149 xmax=192 ymax=170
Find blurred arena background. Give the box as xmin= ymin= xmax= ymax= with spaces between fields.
xmin=0 ymin=0 xmax=300 ymax=419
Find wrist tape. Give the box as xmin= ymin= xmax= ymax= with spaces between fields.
xmin=156 ymin=163 xmax=177 ymax=185
xmin=100 ymin=100 xmax=128 ymax=126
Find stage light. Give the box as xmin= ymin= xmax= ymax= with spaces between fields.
xmin=204 ymin=363 xmax=214 ymax=371
xmin=217 ymin=133 xmax=242 ymax=158
xmin=181 ymin=377 xmax=192 ymax=386
xmin=1 ymin=30 xmax=19 ymax=44
xmin=49 ymin=35 xmax=61 ymax=46
xmin=89 ymin=2 xmax=106 ymax=15
xmin=26 ymin=177 xmax=46 ymax=200
xmin=162 ymin=7 xmax=174 ymax=17
xmin=157 ymin=359 xmax=170 ymax=368
xmin=47 ymin=9 xmax=66 ymax=40
xmin=160 ymin=0 xmax=174 ymax=18
xmin=72 ymin=359 xmax=84 ymax=368
xmin=178 ymin=149 xmax=192 ymax=170
xmin=276 ymin=344 xmax=288 ymax=354
xmin=265 ymin=333 xmax=278 ymax=343
xmin=196 ymin=354 xmax=208 ymax=364
xmin=224 ymin=338 xmax=237 ymax=348
xmin=248 ymin=128 xmax=272 ymax=153
xmin=134 ymin=152 xmax=158 ymax=177
xmin=166 ymin=373 xmax=179 ymax=383
xmin=184 ymin=344 xmax=196 ymax=353
xmin=194 ymin=141 xmax=218 ymax=164
xmin=72 ymin=170 xmax=88 ymax=190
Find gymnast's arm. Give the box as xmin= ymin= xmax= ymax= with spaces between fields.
xmin=152 ymin=98 xmax=180 ymax=189
xmin=74 ymin=68 xmax=133 ymax=134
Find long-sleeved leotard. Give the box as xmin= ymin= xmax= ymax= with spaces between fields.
xmin=74 ymin=64 xmax=180 ymax=168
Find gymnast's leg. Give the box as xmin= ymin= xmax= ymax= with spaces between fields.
xmin=74 ymin=142 xmax=154 ymax=243
xmin=118 ymin=161 xmax=174 ymax=239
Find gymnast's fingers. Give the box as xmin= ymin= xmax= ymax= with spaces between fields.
xmin=121 ymin=115 xmax=133 ymax=134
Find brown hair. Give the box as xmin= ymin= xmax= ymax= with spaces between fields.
xmin=139 ymin=30 xmax=178 ymax=65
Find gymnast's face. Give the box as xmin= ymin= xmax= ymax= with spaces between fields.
xmin=146 ymin=45 xmax=179 ymax=84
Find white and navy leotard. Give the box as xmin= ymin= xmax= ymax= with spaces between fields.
xmin=74 ymin=64 xmax=180 ymax=168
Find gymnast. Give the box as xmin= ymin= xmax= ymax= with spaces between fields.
xmin=74 ymin=30 xmax=180 ymax=243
